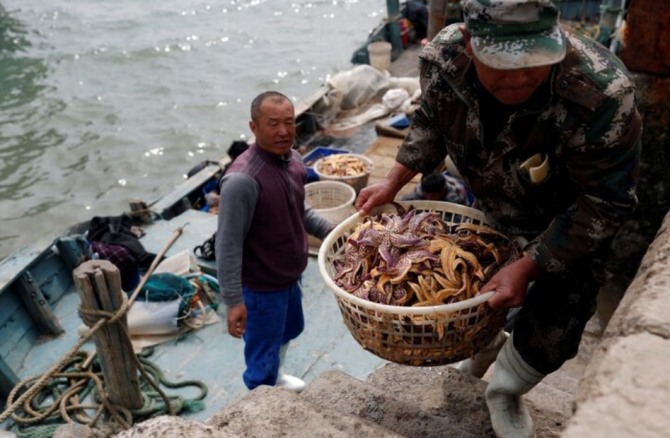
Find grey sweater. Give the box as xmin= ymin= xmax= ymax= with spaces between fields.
xmin=215 ymin=145 xmax=333 ymax=307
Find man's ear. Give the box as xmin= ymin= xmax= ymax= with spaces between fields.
xmin=460 ymin=24 xmax=473 ymax=56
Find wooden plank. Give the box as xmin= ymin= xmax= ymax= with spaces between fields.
xmin=16 ymin=272 xmax=64 ymax=336
xmin=362 ymin=135 xmax=419 ymax=198
xmin=151 ymin=164 xmax=221 ymax=217
xmin=140 ymin=209 xmax=218 ymax=275
xmin=27 ymin=250 xmax=74 ymax=305
xmin=0 ymin=354 xmax=19 ymax=400
xmin=295 ymin=86 xmax=330 ymax=118
xmin=0 ymin=288 xmax=38 ymax=371
xmin=0 ymin=236 xmax=57 ymax=294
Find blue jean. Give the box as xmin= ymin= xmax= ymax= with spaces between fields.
xmin=241 ymin=281 xmax=304 ymax=390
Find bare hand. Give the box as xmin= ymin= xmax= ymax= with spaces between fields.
xmin=355 ymin=181 xmax=398 ymax=215
xmin=226 ymin=304 xmax=247 ymax=338
xmin=482 ymin=255 xmax=540 ymax=309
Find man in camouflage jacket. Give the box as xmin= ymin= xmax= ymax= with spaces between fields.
xmin=356 ymin=1 xmax=641 ymax=436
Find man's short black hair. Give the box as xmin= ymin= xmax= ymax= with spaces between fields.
xmin=250 ymin=91 xmax=292 ymax=122
xmin=420 ymin=171 xmax=446 ymax=193
xmin=228 ymin=140 xmax=249 ymax=160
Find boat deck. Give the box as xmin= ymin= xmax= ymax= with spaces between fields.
xmin=321 ymin=43 xmax=423 ymax=199
xmin=14 ymin=241 xmax=387 ymax=424
xmin=4 ymin=44 xmax=424 ymax=426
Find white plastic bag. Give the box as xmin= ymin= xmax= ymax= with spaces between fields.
xmin=127 ymin=300 xmax=180 ymax=335
xmin=382 ymin=88 xmax=410 ymax=111
xmin=326 ymin=65 xmax=390 ymax=110
xmin=153 ymin=249 xmax=192 ymax=276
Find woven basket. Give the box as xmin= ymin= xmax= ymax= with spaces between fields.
xmin=317 ymin=200 xmax=507 ymax=366
xmin=313 ymin=153 xmax=373 ymax=194
xmin=305 ymin=181 xmax=357 ymax=255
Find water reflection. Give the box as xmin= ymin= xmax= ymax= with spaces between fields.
xmin=0 ymin=5 xmax=65 ymax=197
xmin=0 ymin=0 xmax=385 ymax=259
xmin=0 ymin=4 xmax=66 ymax=243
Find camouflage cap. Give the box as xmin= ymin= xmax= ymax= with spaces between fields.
xmin=462 ymin=0 xmax=566 ymax=69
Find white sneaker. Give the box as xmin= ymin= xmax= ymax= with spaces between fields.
xmin=276 ymin=373 xmax=305 ymax=393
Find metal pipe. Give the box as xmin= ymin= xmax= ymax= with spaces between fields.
xmin=597 ymin=0 xmax=623 ymax=47
xmin=386 ymin=0 xmax=403 ymax=55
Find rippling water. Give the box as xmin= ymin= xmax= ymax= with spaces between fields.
xmin=0 ymin=0 xmax=385 ymax=259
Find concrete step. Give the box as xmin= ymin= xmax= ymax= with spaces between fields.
xmin=113 ymin=341 xmax=593 ymax=438
xmin=302 ymin=369 xmax=486 ymax=437
xmin=366 ymin=360 xmax=580 ymax=438
xmin=207 ymin=384 xmax=403 ymax=438
xmin=112 ymin=319 xmax=603 ymax=437
xmin=365 ymin=363 xmax=493 ymax=432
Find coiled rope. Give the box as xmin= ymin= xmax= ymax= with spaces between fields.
xmin=1 ymin=226 xmax=208 ymax=437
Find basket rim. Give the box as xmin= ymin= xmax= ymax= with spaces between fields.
xmin=305 ymin=180 xmax=357 ymax=193
xmin=312 ymin=153 xmax=374 ymax=181
xmin=304 ymin=180 xmax=357 ymax=213
xmin=317 ymin=200 xmax=494 ymax=315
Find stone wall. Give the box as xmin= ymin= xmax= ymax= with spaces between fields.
xmin=562 ymin=209 xmax=670 ymax=437
xmin=600 ymin=72 xmax=670 ymax=326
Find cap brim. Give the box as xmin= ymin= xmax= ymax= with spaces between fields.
xmin=470 ymin=26 xmax=566 ymax=70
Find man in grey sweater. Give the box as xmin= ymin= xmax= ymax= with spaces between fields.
xmin=215 ymin=91 xmax=333 ymax=392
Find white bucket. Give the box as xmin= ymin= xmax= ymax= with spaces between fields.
xmin=304 ymin=181 xmax=357 ymax=255
xmin=367 ymin=41 xmax=392 ymax=72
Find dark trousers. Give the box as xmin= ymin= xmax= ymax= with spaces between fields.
xmin=509 ymin=272 xmax=600 ymax=375
xmin=241 ymin=282 xmax=304 ymax=390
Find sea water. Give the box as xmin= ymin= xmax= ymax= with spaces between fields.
xmin=0 ymin=0 xmax=386 ymax=258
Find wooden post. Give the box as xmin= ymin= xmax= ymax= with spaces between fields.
xmin=427 ymin=0 xmax=461 ymax=41
xmin=427 ymin=0 xmax=448 ymax=41
xmin=17 ymin=272 xmax=64 ymax=335
xmin=73 ymin=260 xmax=143 ymax=409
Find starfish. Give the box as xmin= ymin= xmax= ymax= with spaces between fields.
xmin=351 ymin=212 xmax=426 ymax=266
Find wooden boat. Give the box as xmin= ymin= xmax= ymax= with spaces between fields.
xmin=3 ymin=1 xmax=668 ymax=436
xmin=0 ymin=7 xmax=425 ymax=432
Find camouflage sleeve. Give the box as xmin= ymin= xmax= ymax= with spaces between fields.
xmin=396 ymin=62 xmax=453 ymax=174
xmin=526 ymin=89 xmax=642 ymax=276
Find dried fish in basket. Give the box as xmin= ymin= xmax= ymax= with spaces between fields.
xmin=318 ymin=201 xmax=520 ymax=366
xmin=313 ymin=153 xmax=373 ymax=193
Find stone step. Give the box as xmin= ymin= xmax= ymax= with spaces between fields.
xmin=302 ymin=369 xmax=487 ymax=437
xmin=111 ymin=319 xmax=602 ymax=437
xmin=207 ymin=384 xmax=403 ymax=438
xmin=365 ymin=363 xmax=493 ymax=430
xmin=366 ymin=360 xmax=579 ymax=438
xmin=111 ymin=346 xmax=589 ymax=438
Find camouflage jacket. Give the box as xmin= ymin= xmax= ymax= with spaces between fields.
xmin=397 ymin=24 xmax=641 ymax=277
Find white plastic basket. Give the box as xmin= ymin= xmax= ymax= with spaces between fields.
xmin=313 ymin=153 xmax=373 ymax=194
xmin=305 ymin=181 xmax=357 ymax=255
xmin=318 ymin=200 xmax=507 ymax=366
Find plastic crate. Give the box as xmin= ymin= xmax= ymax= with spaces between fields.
xmin=302 ymin=146 xmax=351 ymax=183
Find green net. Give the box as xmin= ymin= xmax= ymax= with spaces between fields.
xmin=137 ymin=273 xmax=196 ymax=317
